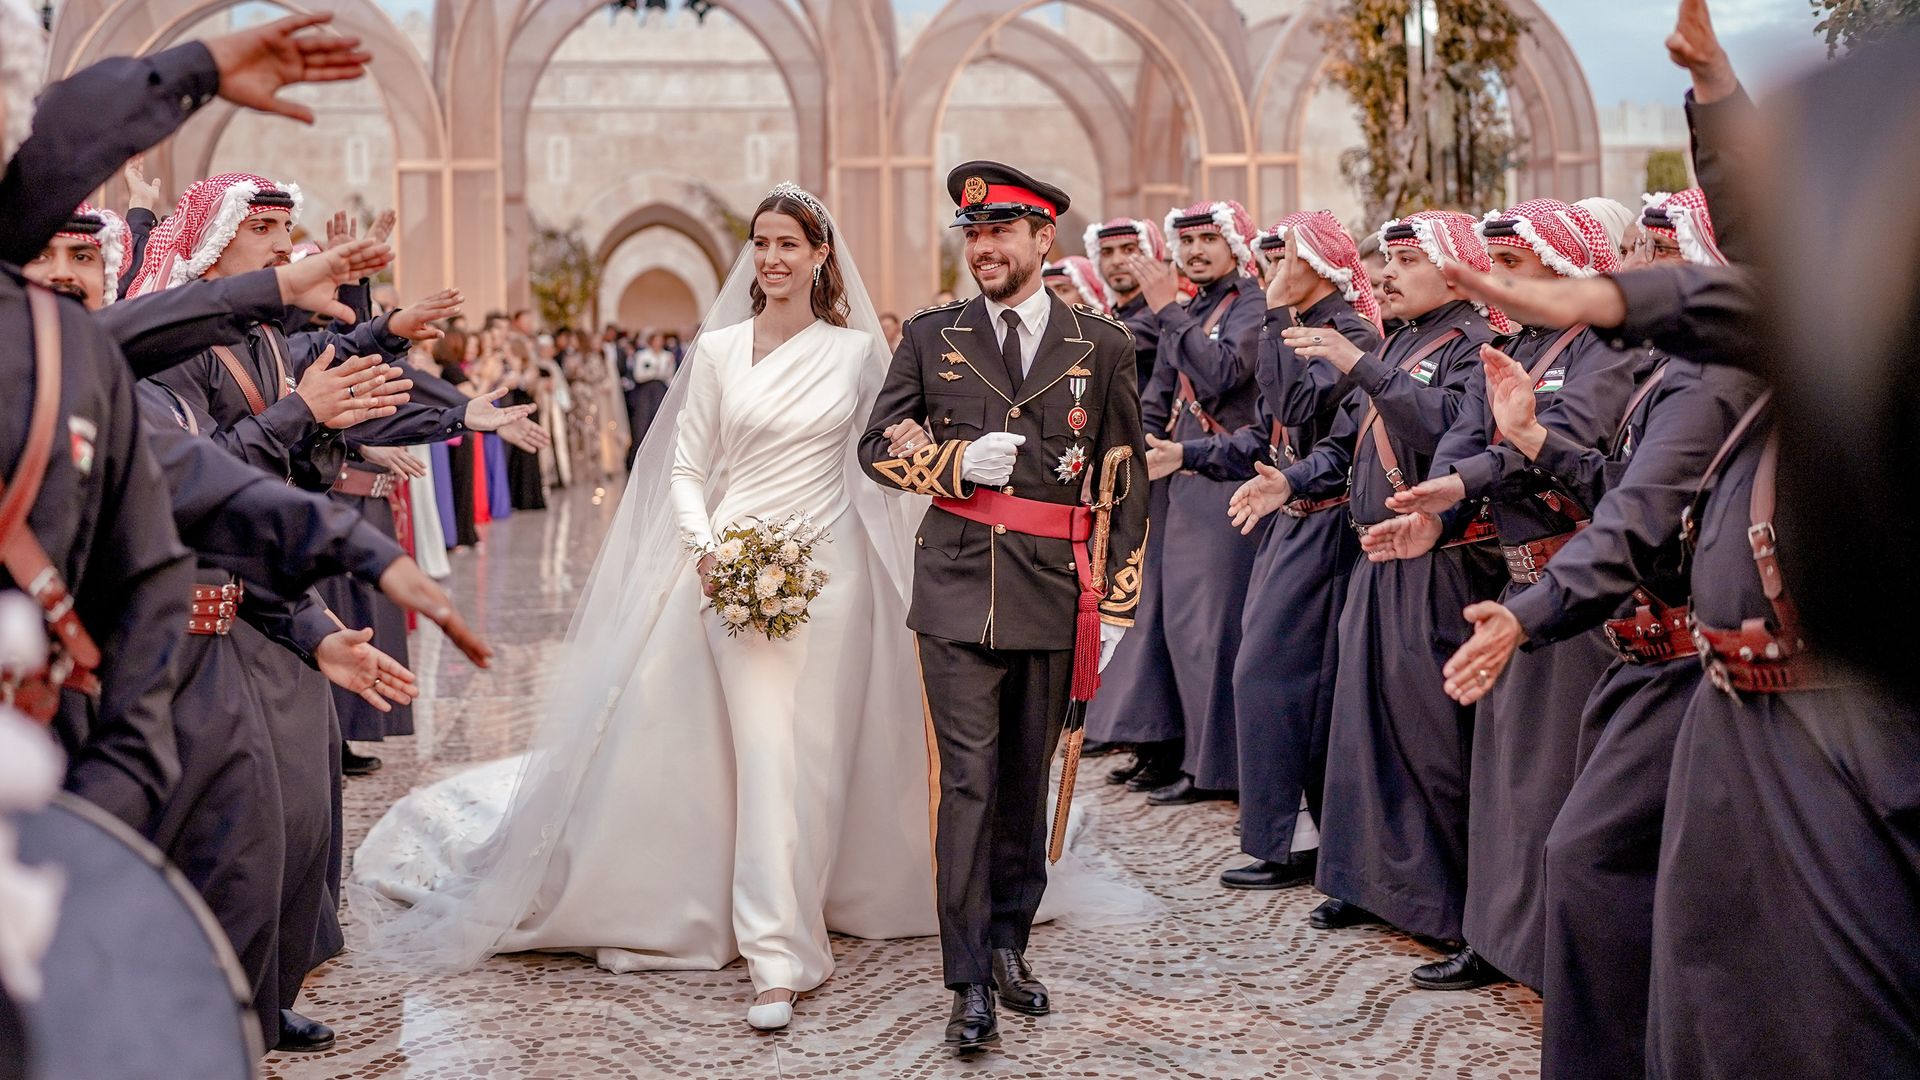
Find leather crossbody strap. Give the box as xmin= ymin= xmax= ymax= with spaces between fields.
xmin=1357 ymin=326 xmax=1463 ymax=491
xmin=210 ymin=331 xmax=291 ymax=417
xmin=1167 ymin=291 xmax=1242 ymax=437
xmin=1614 ymin=360 xmax=1671 ymax=448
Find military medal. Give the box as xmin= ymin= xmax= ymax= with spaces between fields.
xmin=939 ymin=371 xmax=963 ymax=381
xmin=1067 ymin=374 xmax=1089 ymax=433
xmin=1054 ymin=444 xmax=1088 ymax=483
xmin=942 ymin=351 xmax=964 ymax=365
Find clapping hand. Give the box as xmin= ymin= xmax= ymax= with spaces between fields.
xmin=1441 ymin=602 xmax=1526 ymax=704
xmin=1127 ymin=253 xmax=1181 ymax=313
xmin=462 ymin=387 xmax=537 ymax=432
xmin=1144 ymin=434 xmax=1184 ymax=481
xmin=275 ymin=238 xmax=393 ymax=323
xmin=1226 ymin=461 xmax=1293 ymax=535
xmin=388 ymin=289 xmax=463 ymax=342
xmin=356 ymin=444 xmax=427 ymax=479
xmin=1279 ymin=325 xmax=1364 ymax=373
xmin=294 ymin=346 xmax=412 ymax=428
xmin=314 ymin=626 xmax=418 ymax=712
xmin=1359 ymin=512 xmax=1443 ymax=562
xmin=1482 ymin=344 xmax=1548 ymax=460
xmin=1385 ymin=473 xmax=1467 ymax=516
xmin=495 ymin=416 xmax=552 ymax=453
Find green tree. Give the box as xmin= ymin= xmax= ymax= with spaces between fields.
xmin=529 ymin=218 xmax=601 ymax=331
xmin=1810 ymin=0 xmax=1920 ymax=56
xmin=1644 ymin=149 xmax=1691 ymax=195
xmin=1325 ymin=0 xmax=1530 ymax=224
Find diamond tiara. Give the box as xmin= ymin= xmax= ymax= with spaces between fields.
xmin=766 ymin=181 xmax=828 ymax=222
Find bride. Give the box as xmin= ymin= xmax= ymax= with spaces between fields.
xmin=351 ymin=184 xmax=939 ymax=1030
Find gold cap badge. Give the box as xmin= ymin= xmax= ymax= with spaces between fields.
xmin=962 ymin=176 xmax=989 ymax=207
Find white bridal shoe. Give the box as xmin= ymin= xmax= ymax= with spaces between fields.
xmin=747 ymin=991 xmax=795 ymax=1030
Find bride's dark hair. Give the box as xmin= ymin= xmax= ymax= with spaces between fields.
xmin=748 ymin=191 xmax=849 ymax=328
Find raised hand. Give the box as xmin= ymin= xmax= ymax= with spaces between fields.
xmin=1226 ymin=461 xmax=1293 ymax=535
xmin=1127 ymin=253 xmax=1180 ymax=313
xmin=1442 ymin=263 xmax=1626 ymax=333
xmin=123 ymin=154 xmax=161 ymax=212
xmin=314 ymin=626 xmax=419 ymax=712
xmin=1482 ymin=344 xmax=1548 ymax=460
xmin=1279 ymin=324 xmax=1365 ymax=373
xmin=1384 ymin=473 xmax=1467 ymax=516
xmin=203 ymin=13 xmax=371 ymax=124
xmin=275 ymin=238 xmax=393 ymax=323
xmin=323 ymin=210 xmax=354 ymax=250
xmin=389 ymin=288 xmax=463 ymax=342
xmin=376 ymin=558 xmax=493 ymax=668
xmin=294 ymin=346 xmax=412 ymax=429
xmin=1668 ymin=0 xmax=1739 ymax=103
xmin=462 ymin=387 xmax=537 ymax=432
xmin=1359 ymin=512 xmax=1443 ymax=563
xmin=1144 ymin=433 xmax=1184 ymax=481
xmin=369 ymin=208 xmax=398 ymax=245
xmin=1441 ymin=601 xmax=1526 ymax=704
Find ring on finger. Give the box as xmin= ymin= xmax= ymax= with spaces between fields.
xmin=1312 ymin=334 xmax=1323 ymax=344
xmin=348 ymin=385 xmax=358 ymax=398
xmin=1477 ymin=667 xmax=1491 ymax=684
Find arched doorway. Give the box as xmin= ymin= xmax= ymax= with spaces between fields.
xmin=596 ymin=222 xmax=723 ymax=336
xmin=616 ymin=270 xmax=701 ymax=336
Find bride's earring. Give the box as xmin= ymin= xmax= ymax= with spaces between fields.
xmin=812 ymin=263 xmax=822 ymax=286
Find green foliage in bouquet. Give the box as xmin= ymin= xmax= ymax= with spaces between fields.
xmin=695 ymin=514 xmax=831 ymax=641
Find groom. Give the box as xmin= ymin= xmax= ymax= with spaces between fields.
xmin=860 ymin=161 xmax=1148 ymax=1052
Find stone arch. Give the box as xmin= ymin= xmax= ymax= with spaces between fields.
xmin=589 ymin=201 xmax=731 ymax=282
xmin=492 ymin=0 xmax=826 ymax=311
xmin=50 ymin=0 xmax=449 ymax=296
xmin=975 ymin=20 xmax=1140 ymax=222
xmin=597 ymin=226 xmax=720 ymax=334
xmin=1251 ymin=0 xmax=1601 ymax=220
xmin=886 ymin=0 xmax=1253 ymax=302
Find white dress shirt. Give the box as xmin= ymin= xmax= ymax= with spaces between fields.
xmin=984 ymin=286 xmax=1052 ymax=377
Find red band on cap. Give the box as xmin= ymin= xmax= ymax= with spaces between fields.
xmin=980 ymin=183 xmax=1056 ymax=219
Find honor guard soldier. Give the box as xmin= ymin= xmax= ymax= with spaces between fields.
xmin=860 ymin=160 xmax=1147 ymax=1054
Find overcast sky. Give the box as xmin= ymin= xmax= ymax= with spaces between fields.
xmin=1536 ymin=0 xmax=1829 ymax=105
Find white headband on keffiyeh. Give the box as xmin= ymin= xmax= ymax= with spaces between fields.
xmin=126 ymin=173 xmax=306 ymax=297
xmin=1082 ymin=218 xmax=1166 ymax=265
xmin=1165 ymin=200 xmax=1257 ymax=276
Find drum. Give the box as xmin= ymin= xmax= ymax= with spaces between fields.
xmin=12 ymin=792 xmax=259 ymax=1079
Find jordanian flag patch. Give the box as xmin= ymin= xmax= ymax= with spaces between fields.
xmin=1534 ymin=367 xmax=1566 ymax=393
xmin=1410 ymin=358 xmax=1438 ymax=385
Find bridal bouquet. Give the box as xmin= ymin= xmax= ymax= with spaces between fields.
xmin=694 ymin=514 xmax=831 ymax=641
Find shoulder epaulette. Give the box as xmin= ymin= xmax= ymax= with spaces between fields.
xmin=1074 ymin=305 xmax=1132 ymax=338
xmin=904 ymin=298 xmax=967 ymax=325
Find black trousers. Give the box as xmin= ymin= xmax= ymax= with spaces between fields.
xmin=915 ymin=635 xmax=1070 ymax=988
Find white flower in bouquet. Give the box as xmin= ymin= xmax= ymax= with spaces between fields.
xmin=811 ymin=568 xmax=831 ymax=590
xmin=714 ymin=538 xmax=746 ymax=564
xmin=754 ymin=566 xmax=787 ymax=598
xmin=777 ymin=539 xmax=802 ymax=566
xmin=720 ymin=603 xmax=751 ymax=626
xmin=758 ymin=597 xmax=782 ymax=616
xmin=781 ymin=595 xmax=808 ymax=615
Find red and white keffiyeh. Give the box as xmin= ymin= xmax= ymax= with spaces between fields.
xmin=1477 ymin=198 xmax=1619 ymax=279
xmin=1081 ymin=216 xmax=1168 ymax=265
xmin=1165 ymin=200 xmax=1258 ymax=277
xmin=58 ymin=203 xmax=129 ymax=306
xmin=1044 ymin=256 xmax=1115 ymax=314
xmin=1265 ymin=209 xmax=1381 ymax=331
xmin=1642 ymin=188 xmax=1726 ymax=267
xmin=125 ymin=172 xmax=304 ymax=298
xmin=1379 ymin=209 xmax=1514 ymax=333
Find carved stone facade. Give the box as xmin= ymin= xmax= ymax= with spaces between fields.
xmin=48 ymin=0 xmax=1613 ymax=331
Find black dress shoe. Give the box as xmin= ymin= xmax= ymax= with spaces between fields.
xmin=1220 ymin=853 xmax=1316 ymax=891
xmin=1410 ymin=946 xmax=1507 ymax=991
xmin=989 ymin=948 xmax=1050 ymax=1015
xmin=1106 ymin=752 xmax=1145 ymax=786
xmin=340 ymin=743 xmax=382 ymax=776
xmin=1147 ymin=776 xmax=1232 ymax=805
xmin=276 ymin=1009 xmax=335 ymax=1053
xmin=1126 ymin=757 xmax=1182 ymax=792
xmin=943 ymin=985 xmax=999 ymax=1052
xmin=1080 ymin=740 xmax=1122 ymax=759
xmin=1308 ymin=897 xmax=1381 ymax=930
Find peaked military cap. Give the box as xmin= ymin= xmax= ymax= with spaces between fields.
xmin=946 ymin=160 xmax=1070 ymax=227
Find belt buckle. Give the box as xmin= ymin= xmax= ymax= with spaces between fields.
xmin=1747 ymin=521 xmax=1776 ymax=557
xmin=1384 ymin=467 xmax=1405 ymax=489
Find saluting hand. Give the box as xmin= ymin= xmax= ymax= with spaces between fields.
xmin=1442 ymin=602 xmax=1525 ymax=705
xmin=1127 ymin=254 xmax=1180 ymax=313
xmin=377 ymin=558 xmax=494 ymax=668
xmin=314 ymin=627 xmax=419 ymax=713
xmin=1279 ymin=324 xmax=1364 ymax=374
xmin=1144 ymin=434 xmax=1185 ymax=481
xmin=204 ymin=13 xmax=371 ymax=125
xmin=1226 ymin=461 xmax=1292 ymax=535
xmin=1482 ymin=344 xmax=1549 ymax=460
xmin=388 ymin=289 xmax=463 ymax=342
xmin=1385 ymin=473 xmax=1467 ymax=516
xmin=295 ymin=346 xmax=412 ymax=429
xmin=1360 ymin=512 xmax=1443 ymax=562
xmin=276 ymin=238 xmax=393 ymax=323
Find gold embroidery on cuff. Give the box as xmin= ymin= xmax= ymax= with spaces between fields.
xmin=875 ymin=439 xmax=968 ymax=498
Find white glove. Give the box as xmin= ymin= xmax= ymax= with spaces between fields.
xmin=960 ymin=432 xmax=1025 ymax=487
xmin=1098 ymin=622 xmax=1127 ymax=673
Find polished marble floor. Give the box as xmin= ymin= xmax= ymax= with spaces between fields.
xmin=269 ymin=481 xmax=1542 ymax=1079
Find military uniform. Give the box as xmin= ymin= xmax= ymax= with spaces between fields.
xmin=859 ymin=163 xmax=1146 ymax=1008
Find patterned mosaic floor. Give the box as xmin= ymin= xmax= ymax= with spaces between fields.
xmin=269 ymin=481 xmax=1542 ymax=1079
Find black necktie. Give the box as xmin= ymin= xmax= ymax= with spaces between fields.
xmin=999 ymin=309 xmax=1025 ymax=392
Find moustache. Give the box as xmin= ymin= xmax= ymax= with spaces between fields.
xmin=48 ymin=281 xmax=88 ymax=301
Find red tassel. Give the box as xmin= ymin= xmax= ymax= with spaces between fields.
xmin=1071 ymin=588 xmax=1102 ymax=702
